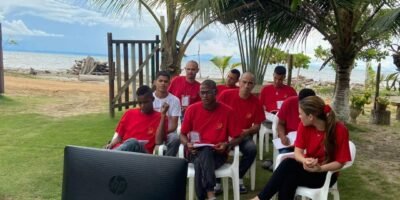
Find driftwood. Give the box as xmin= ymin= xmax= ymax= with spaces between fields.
xmin=69 ymin=56 xmax=108 ymax=75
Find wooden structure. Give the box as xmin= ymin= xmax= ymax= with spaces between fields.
xmin=0 ymin=23 xmax=4 ymax=94
xmin=389 ymin=96 xmax=400 ymax=121
xmin=370 ymin=63 xmax=390 ymax=125
xmin=107 ymin=33 xmax=161 ymax=117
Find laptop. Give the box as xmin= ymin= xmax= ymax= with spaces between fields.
xmin=62 ymin=145 xmax=187 ymax=200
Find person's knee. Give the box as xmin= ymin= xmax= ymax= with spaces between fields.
xmin=121 ymin=138 xmax=140 ymax=147
xmin=241 ymin=140 xmax=257 ymax=156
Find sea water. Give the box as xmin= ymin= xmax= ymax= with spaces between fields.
xmin=3 ymin=50 xmax=398 ymax=84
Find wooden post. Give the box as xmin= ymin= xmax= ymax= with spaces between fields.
xmin=107 ymin=32 xmax=115 ymax=118
xmin=374 ymin=63 xmax=381 ymax=109
xmin=370 ymin=63 xmax=390 ymax=125
xmin=0 ymin=23 xmax=4 ymax=94
xmin=287 ymin=54 xmax=293 ymax=87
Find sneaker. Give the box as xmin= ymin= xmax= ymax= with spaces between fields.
xmin=261 ymin=160 xmax=273 ymax=170
xmin=214 ymin=184 xmax=223 ymax=196
xmin=239 ymin=184 xmax=248 ymax=194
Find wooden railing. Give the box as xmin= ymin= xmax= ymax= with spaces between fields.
xmin=107 ymin=33 xmax=161 ymax=117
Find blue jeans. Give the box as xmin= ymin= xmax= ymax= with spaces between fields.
xmin=165 ymin=133 xmax=180 ymax=156
xmin=278 ymin=146 xmax=294 ymax=154
xmin=115 ymin=138 xmax=147 ymax=153
xmin=239 ymin=136 xmax=257 ymax=178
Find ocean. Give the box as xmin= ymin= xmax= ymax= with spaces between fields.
xmin=3 ymin=50 xmax=398 ymax=84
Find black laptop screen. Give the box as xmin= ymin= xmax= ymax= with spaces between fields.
xmin=62 ymin=145 xmax=187 ymax=200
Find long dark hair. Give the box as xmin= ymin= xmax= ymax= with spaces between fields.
xmin=300 ymin=96 xmax=337 ymax=163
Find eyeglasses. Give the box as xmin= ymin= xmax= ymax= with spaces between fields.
xmin=199 ymin=90 xmax=216 ymax=96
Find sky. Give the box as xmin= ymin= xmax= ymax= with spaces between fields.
xmin=0 ymin=0 xmax=331 ymax=58
xmin=0 ymin=0 xmax=396 ymax=70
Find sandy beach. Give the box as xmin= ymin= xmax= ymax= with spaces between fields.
xmin=3 ymin=70 xmax=109 ymax=117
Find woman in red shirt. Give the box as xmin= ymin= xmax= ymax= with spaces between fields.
xmin=252 ymin=96 xmax=351 ymax=200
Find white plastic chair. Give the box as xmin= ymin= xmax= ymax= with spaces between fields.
xmin=155 ymin=144 xmax=167 ymax=156
xmin=271 ymin=115 xmax=279 ymax=169
xmin=274 ymin=141 xmax=356 ymax=200
xmin=259 ymin=120 xmax=272 ymax=160
xmin=178 ymin=144 xmax=240 ymax=200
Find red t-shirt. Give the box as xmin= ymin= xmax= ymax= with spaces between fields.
xmin=218 ymin=89 xmax=265 ymax=130
xmin=277 ymin=96 xmax=300 ymax=134
xmin=168 ymin=76 xmax=201 ymax=106
xmin=181 ymin=102 xmax=241 ymax=144
xmin=114 ymin=109 xmax=167 ymax=153
xmin=216 ymin=85 xmax=238 ymax=98
xmin=259 ymin=84 xmax=297 ymax=112
xmin=295 ymin=122 xmax=351 ymax=164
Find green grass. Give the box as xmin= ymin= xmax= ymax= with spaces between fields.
xmin=1 ymin=94 xmax=399 ymax=199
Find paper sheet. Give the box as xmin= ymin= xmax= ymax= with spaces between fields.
xmin=193 ymin=143 xmax=215 ymax=148
xmin=272 ymin=131 xmax=297 ymax=149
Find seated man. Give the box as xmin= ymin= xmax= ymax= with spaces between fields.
xmin=180 ymin=80 xmax=241 ymax=200
xmin=153 ymin=71 xmax=181 ymax=156
xmin=259 ymin=65 xmax=297 ymax=121
xmin=105 ymin=85 xmax=168 ymax=154
xmin=216 ymin=68 xmax=240 ymax=97
xmin=168 ymin=60 xmax=201 ymax=120
xmin=218 ymin=72 xmax=265 ymax=194
xmin=262 ymin=88 xmax=316 ymax=170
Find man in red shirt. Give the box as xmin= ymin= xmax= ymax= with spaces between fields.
xmin=168 ymin=60 xmax=201 ymax=119
xmin=259 ymin=66 xmax=297 ymax=121
xmin=180 ymin=80 xmax=241 ymax=200
xmin=277 ymin=88 xmax=316 ymax=148
xmin=105 ymin=85 xmax=168 ymax=153
xmin=218 ymin=72 xmax=265 ymax=193
xmin=262 ymin=88 xmax=316 ymax=170
xmin=216 ymin=69 xmax=240 ymax=97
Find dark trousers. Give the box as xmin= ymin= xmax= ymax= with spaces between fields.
xmin=190 ymin=147 xmax=227 ymax=200
xmin=239 ymin=136 xmax=257 ymax=178
xmin=258 ymin=158 xmax=337 ymax=200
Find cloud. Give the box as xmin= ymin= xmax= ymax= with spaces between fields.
xmin=0 ymin=0 xmax=141 ymax=28
xmin=3 ymin=20 xmax=64 ymax=37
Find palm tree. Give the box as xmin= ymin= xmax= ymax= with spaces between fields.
xmin=210 ymin=56 xmax=240 ymax=83
xmin=292 ymin=52 xmax=311 ymax=79
xmin=210 ymin=0 xmax=400 ymax=121
xmin=90 ymin=0 xmax=223 ymax=75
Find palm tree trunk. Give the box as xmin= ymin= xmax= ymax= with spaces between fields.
xmin=332 ymin=62 xmax=353 ymax=122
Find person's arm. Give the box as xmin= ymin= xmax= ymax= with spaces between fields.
xmin=167 ymin=116 xmax=178 ymax=133
xmin=155 ymin=103 xmax=169 ymax=145
xmin=294 ymin=147 xmax=318 ymax=168
xmin=180 ymin=134 xmax=196 ymax=154
xmin=313 ymin=161 xmax=345 ymax=172
xmin=105 ymin=135 xmax=122 ymax=149
xmin=241 ymin=124 xmax=261 ymax=137
xmin=277 ymin=119 xmax=290 ymax=145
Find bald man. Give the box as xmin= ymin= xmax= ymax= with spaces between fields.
xmin=218 ymin=72 xmax=266 ymax=193
xmin=168 ymin=60 xmax=201 ymax=120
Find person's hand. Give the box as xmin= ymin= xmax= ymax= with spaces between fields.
xmin=214 ymin=142 xmax=228 ymax=154
xmin=279 ymin=135 xmax=290 ymax=146
xmin=303 ymin=163 xmax=322 ymax=172
xmin=160 ymin=102 xmax=169 ymax=116
xmin=187 ymin=142 xmax=197 ymax=155
xmin=104 ymin=143 xmax=113 ymax=149
xmin=303 ymin=157 xmax=318 ymax=168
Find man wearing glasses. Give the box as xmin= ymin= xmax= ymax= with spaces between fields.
xmin=180 ymin=80 xmax=241 ymax=200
